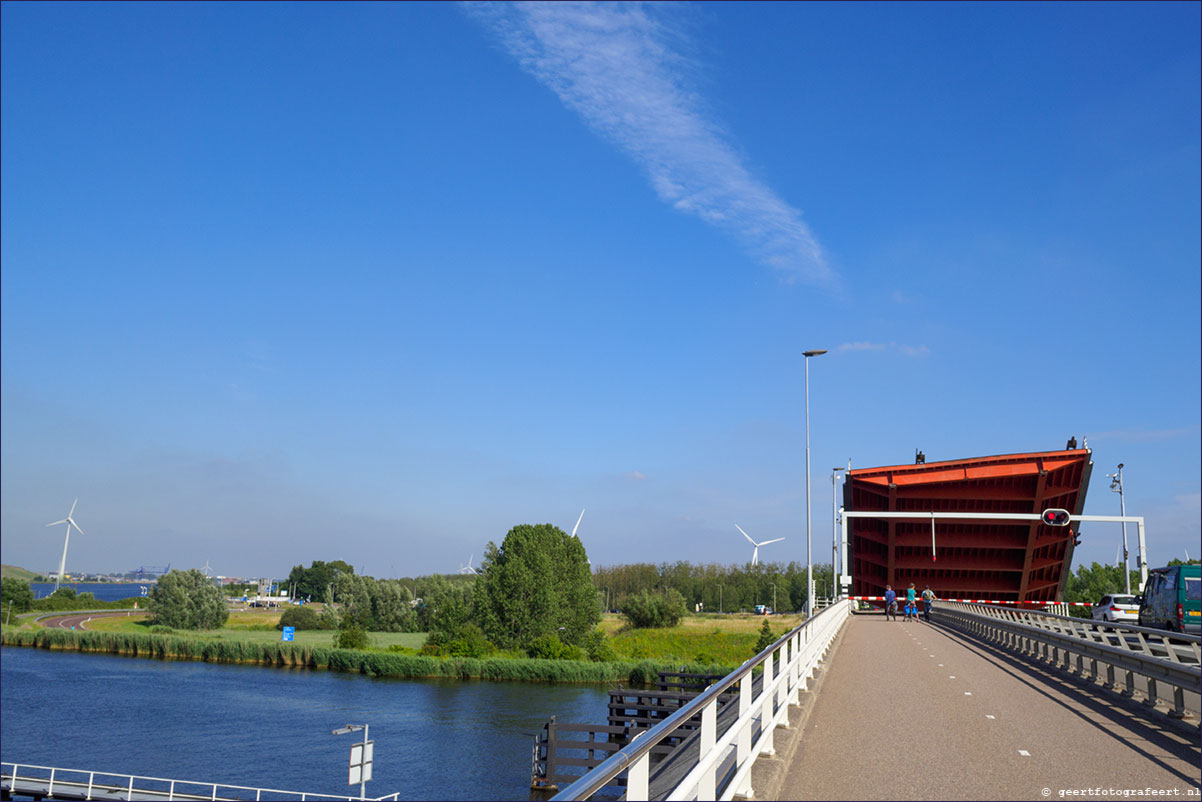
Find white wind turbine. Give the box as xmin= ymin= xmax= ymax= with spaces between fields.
xmin=458 ymin=554 xmax=478 ymax=575
xmin=46 ymin=499 xmax=85 ymax=591
xmin=202 ymin=560 xmax=213 ymax=577
xmin=571 ymin=508 xmax=590 ymax=565
xmin=735 ymin=524 xmax=784 ymax=567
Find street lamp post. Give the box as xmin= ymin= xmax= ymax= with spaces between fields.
xmin=832 ymin=465 xmax=846 ymax=597
xmin=718 ymin=584 xmax=723 ymax=614
xmin=332 ymin=723 xmax=371 ymax=800
xmin=1107 ymin=464 xmax=1130 ymax=594
xmin=803 ymin=349 xmax=828 ymax=617
xmin=771 ymin=582 xmax=777 ymax=613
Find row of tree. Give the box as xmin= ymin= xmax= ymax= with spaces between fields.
xmin=591 ymin=561 xmax=835 ymax=613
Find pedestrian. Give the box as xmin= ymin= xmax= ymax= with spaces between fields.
xmin=921 ymin=585 xmax=936 ymax=622
xmin=884 ymin=584 xmax=897 ymax=621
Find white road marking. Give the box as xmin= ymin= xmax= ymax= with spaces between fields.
xmin=949 ymin=676 xmax=956 ymax=679
xmin=986 ymin=715 xmax=995 ymax=719
xmin=965 ymin=692 xmax=972 ymax=696
xmin=1018 ymin=750 xmax=1030 ymax=757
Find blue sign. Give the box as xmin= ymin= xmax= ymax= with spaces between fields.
xmin=282 ymin=626 xmax=295 ymax=642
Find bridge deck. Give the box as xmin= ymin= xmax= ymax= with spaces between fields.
xmin=776 ymin=612 xmax=1200 ymax=800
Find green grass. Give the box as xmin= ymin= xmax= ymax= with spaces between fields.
xmin=82 ymin=613 xmax=427 ymax=650
xmin=2 ymin=611 xmax=806 ymax=683
xmin=601 ymin=612 xmax=802 ymax=666
xmin=2 ymin=564 xmax=45 ymax=582
xmin=0 ymin=626 xmax=721 ymax=684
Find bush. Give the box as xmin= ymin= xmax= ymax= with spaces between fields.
xmin=422 ymin=625 xmax=494 ymax=658
xmin=621 ymin=589 xmax=686 ymax=629
xmin=277 ymin=606 xmax=322 ymax=631
xmin=334 ymin=624 xmax=370 ymax=650
xmin=527 ymin=634 xmax=568 ymax=660
xmin=583 ymin=628 xmax=616 ymax=662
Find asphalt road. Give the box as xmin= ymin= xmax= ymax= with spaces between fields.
xmin=775 ymin=612 xmax=1201 ymax=801
xmin=39 ymin=610 xmax=143 ymax=630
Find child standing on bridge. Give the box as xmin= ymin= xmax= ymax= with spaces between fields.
xmin=921 ymin=586 xmax=936 ymax=622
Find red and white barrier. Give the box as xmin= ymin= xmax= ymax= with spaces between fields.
xmin=848 ymin=595 xmax=1092 ymax=606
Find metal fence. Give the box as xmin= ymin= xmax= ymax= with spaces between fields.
xmin=932 ymin=602 xmax=1201 ymax=719
xmin=1 ymin=762 xmax=400 ymax=801
xmin=551 ymin=599 xmax=851 ymax=801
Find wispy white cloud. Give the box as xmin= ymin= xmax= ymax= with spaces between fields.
xmin=624 ymin=470 xmax=648 ymax=481
xmin=466 ymin=1 xmax=831 ymax=283
xmin=836 ymin=341 xmax=929 ymax=357
xmin=836 ymin=341 xmax=886 ymax=353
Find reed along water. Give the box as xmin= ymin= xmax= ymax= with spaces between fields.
xmin=0 ymin=646 xmax=611 ymax=800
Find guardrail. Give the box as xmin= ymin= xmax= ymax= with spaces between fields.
xmin=932 ymin=602 xmax=1201 ymax=719
xmin=1 ymin=762 xmax=399 ymax=801
xmin=551 ymin=598 xmax=851 ymax=801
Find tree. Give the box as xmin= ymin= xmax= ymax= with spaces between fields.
xmin=474 ymin=523 xmax=599 ymax=649
xmin=286 ymin=560 xmax=355 ymax=601
xmin=754 ymin=619 xmax=777 ymax=654
xmin=622 ymin=588 xmax=686 ymax=628
xmin=148 ymin=569 xmax=229 ymax=630
xmin=1064 ymin=562 xmax=1139 ymax=605
xmin=332 ymin=573 xmax=377 ymax=629
xmin=1 ymin=578 xmax=35 ymax=615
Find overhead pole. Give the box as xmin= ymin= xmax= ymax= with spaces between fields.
xmin=803 ymin=349 xmax=827 ymax=616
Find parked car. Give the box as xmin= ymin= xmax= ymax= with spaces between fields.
xmin=1091 ymin=594 xmax=1139 ymax=623
xmin=1138 ymin=564 xmax=1201 ymax=634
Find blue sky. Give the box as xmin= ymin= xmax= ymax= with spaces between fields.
xmin=2 ymin=2 xmax=1199 ymax=581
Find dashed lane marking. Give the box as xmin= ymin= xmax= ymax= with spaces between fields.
xmin=1018 ymin=750 xmax=1030 ymax=757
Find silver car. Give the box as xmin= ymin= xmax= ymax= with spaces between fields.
xmin=1091 ymin=593 xmax=1139 ymax=623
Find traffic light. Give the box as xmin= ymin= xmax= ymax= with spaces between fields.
xmin=1042 ymin=508 xmax=1071 ymax=526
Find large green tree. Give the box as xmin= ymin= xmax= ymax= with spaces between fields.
xmin=1 ymin=578 xmax=35 ymax=615
xmin=474 ymin=523 xmax=598 ymax=649
xmin=286 ymin=560 xmax=354 ymax=601
xmin=148 ymin=569 xmax=229 ymax=629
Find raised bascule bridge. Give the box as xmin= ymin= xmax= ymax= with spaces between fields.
xmin=845 ymin=444 xmax=1093 ymax=603
xmin=6 ymin=444 xmax=1196 ymax=802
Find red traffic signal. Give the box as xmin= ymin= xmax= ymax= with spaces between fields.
xmin=1042 ymin=508 xmax=1071 ymax=526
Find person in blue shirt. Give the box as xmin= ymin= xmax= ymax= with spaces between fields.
xmin=903 ymin=583 xmax=918 ymax=623
xmin=921 ymin=586 xmax=936 ymax=622
xmin=884 ymin=585 xmax=897 ymax=621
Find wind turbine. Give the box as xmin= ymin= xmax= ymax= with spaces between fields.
xmin=571 ymin=508 xmax=590 ymax=565
xmin=458 ymin=554 xmax=478 ymax=575
xmin=202 ymin=560 xmax=212 ymax=577
xmin=45 ymin=499 xmax=85 ymax=591
xmin=735 ymin=524 xmax=784 ymax=567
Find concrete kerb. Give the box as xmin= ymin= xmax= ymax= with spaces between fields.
xmin=738 ymin=616 xmax=851 ymax=801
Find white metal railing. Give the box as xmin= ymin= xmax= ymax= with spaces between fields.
xmin=937 ymin=602 xmax=1201 ymax=665
xmin=552 ymin=598 xmax=851 ymax=801
xmin=0 ymin=762 xmax=400 ymax=801
xmin=932 ymin=603 xmax=1201 ymax=719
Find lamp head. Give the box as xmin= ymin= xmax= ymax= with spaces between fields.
xmin=803 ymin=349 xmax=828 ymax=357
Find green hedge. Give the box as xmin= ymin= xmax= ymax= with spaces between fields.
xmin=0 ymin=627 xmax=729 ymax=683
